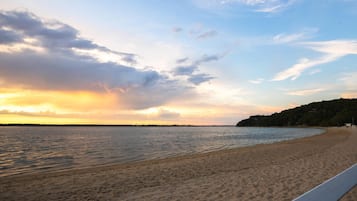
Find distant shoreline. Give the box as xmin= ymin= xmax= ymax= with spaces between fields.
xmin=0 ymin=124 xmax=234 ymax=127
xmin=0 ymin=124 xmax=328 ymax=128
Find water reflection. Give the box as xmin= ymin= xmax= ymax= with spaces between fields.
xmin=0 ymin=126 xmax=323 ymax=177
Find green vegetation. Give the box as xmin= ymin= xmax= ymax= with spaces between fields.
xmin=236 ymin=98 xmax=357 ymax=127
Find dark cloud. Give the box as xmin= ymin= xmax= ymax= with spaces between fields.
xmin=194 ymin=54 xmax=221 ymax=65
xmin=1 ymin=11 xmax=79 ymax=49
xmin=114 ymin=79 xmax=192 ymax=110
xmin=174 ymin=54 xmax=222 ymax=75
xmin=173 ymin=65 xmax=198 ymax=76
xmin=176 ymin=57 xmax=189 ymax=64
xmin=0 ymin=29 xmax=23 ymax=44
xmin=119 ymin=52 xmax=137 ymax=65
xmin=0 ymin=52 xmax=152 ymax=90
xmin=197 ymin=30 xmax=217 ymax=39
xmin=0 ymin=51 xmax=191 ymax=109
xmin=0 ymin=10 xmax=194 ymax=109
xmin=172 ymin=53 xmax=222 ymax=85
xmin=0 ymin=10 xmax=137 ymax=64
xmin=0 ymin=11 xmax=41 ymax=33
xmin=188 ymin=74 xmax=215 ymax=85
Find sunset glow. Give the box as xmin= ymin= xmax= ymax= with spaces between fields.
xmin=0 ymin=1 xmax=357 ymax=125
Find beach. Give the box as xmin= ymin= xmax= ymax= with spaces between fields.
xmin=0 ymin=127 xmax=356 ymax=201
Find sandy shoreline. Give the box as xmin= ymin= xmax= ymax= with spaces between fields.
xmin=1 ymin=127 xmax=356 ymax=201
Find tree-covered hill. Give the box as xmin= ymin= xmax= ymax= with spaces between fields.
xmin=236 ymin=98 xmax=357 ymax=127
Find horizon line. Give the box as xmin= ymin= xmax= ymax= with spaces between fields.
xmin=0 ymin=123 xmax=236 ymax=127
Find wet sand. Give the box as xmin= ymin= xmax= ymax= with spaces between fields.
xmin=0 ymin=127 xmax=356 ymax=201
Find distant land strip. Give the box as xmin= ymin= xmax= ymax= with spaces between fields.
xmin=0 ymin=124 xmax=234 ymax=127
xmin=237 ymin=98 xmax=357 ymax=127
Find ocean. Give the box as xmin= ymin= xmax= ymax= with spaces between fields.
xmin=0 ymin=126 xmax=323 ymax=177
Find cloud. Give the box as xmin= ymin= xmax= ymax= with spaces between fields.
xmin=172 ymin=53 xmax=223 ymax=84
xmin=0 ymin=51 xmax=192 ymax=109
xmin=194 ymin=54 xmax=221 ymax=65
xmin=172 ymin=24 xmax=218 ymax=39
xmin=118 ymin=52 xmax=138 ymax=65
xmin=273 ymin=28 xmax=318 ymax=44
xmin=287 ymin=88 xmax=325 ymax=96
xmin=0 ymin=10 xmax=138 ymax=64
xmin=186 ymin=24 xmax=218 ymax=40
xmin=188 ymin=73 xmax=215 ymax=85
xmin=157 ymin=108 xmax=180 ymax=119
xmin=272 ymin=40 xmax=357 ymax=81
xmin=209 ymin=0 xmax=297 ymax=13
xmin=176 ymin=57 xmax=189 ymax=64
xmin=273 ymin=33 xmax=305 ymax=43
xmin=0 ymin=29 xmax=23 ymax=44
xmin=249 ymin=78 xmax=264 ymax=84
xmin=172 ymin=65 xmax=214 ymax=85
xmin=197 ymin=30 xmax=217 ymax=39
xmin=0 ymin=10 xmax=194 ymax=109
xmin=303 ymin=40 xmax=357 ymax=55
xmin=272 ymin=54 xmax=340 ymax=81
xmin=308 ymin=69 xmax=321 ymax=75
xmin=0 ymin=11 xmax=98 ymax=50
xmin=254 ymin=4 xmax=286 ymax=13
xmin=273 ymin=32 xmax=306 ymax=43
xmin=0 ymin=108 xmax=152 ymax=121
xmin=173 ymin=65 xmax=198 ymax=76
xmin=0 ymin=109 xmax=56 ymax=117
xmin=248 ymin=0 xmax=297 ymax=13
xmin=0 ymin=51 xmax=154 ymax=91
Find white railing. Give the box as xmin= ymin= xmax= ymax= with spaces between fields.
xmin=293 ymin=163 xmax=357 ymax=201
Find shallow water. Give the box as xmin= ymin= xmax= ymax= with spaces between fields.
xmin=0 ymin=126 xmax=323 ymax=177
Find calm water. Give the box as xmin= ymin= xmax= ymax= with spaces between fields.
xmin=0 ymin=126 xmax=323 ymax=177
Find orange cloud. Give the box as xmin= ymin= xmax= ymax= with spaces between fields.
xmin=0 ymin=89 xmax=120 ymax=113
xmin=0 ymin=113 xmax=89 ymax=124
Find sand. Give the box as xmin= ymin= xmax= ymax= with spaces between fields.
xmin=0 ymin=127 xmax=356 ymax=201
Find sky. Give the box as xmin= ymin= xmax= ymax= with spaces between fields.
xmin=0 ymin=0 xmax=357 ymax=125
